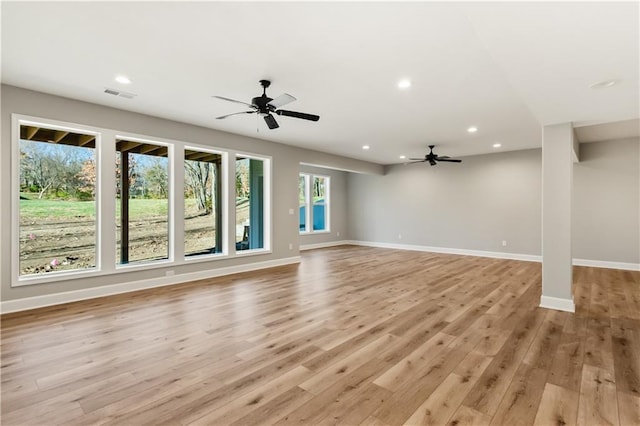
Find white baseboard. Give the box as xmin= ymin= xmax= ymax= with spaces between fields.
xmin=300 ymin=240 xmax=350 ymax=251
xmin=344 ymin=240 xmax=640 ymax=272
xmin=539 ymin=295 xmax=575 ymax=313
xmin=572 ymin=258 xmax=639 ymax=271
xmin=345 ymin=240 xmax=542 ymax=262
xmin=1 ymin=256 xmax=301 ymax=314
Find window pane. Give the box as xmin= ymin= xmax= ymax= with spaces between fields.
xmin=313 ymin=176 xmax=327 ymax=231
xmin=18 ymin=125 xmax=97 ymax=276
xmin=299 ymin=175 xmax=307 ymax=232
xmin=185 ymin=149 xmax=223 ymax=257
xmin=236 ymin=156 xmax=264 ymax=251
xmin=116 ymin=140 xmax=169 ymax=264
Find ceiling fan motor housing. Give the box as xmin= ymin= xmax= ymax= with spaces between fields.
xmin=252 ymin=95 xmax=274 ymax=114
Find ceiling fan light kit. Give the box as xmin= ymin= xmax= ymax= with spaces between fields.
xmin=214 ymin=80 xmax=320 ymax=130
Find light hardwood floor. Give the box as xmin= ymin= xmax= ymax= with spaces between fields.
xmin=1 ymin=246 xmax=639 ymax=425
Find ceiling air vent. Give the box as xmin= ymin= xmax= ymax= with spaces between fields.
xmin=104 ymin=88 xmax=137 ymax=99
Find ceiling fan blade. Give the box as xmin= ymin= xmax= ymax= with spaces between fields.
xmin=409 ymin=157 xmax=427 ymax=161
xmin=216 ymin=110 xmax=255 ymax=120
xmin=275 ymin=110 xmax=320 ymax=122
xmin=437 ymin=158 xmax=462 ymax=163
xmin=267 ymin=93 xmax=296 ymax=109
xmin=212 ymin=95 xmax=255 ymax=108
xmin=429 ymin=159 xmax=437 ymax=166
xmin=264 ymin=114 xmax=279 ymax=129
xmin=406 ymin=160 xmax=427 ymax=164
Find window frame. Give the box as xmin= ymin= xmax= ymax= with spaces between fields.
xmin=11 ymin=114 xmax=274 ymax=287
xmin=114 ymin=134 xmax=174 ymax=270
xmin=234 ymin=152 xmax=272 ymax=256
xmin=299 ymin=174 xmax=311 ymax=233
xmin=12 ymin=115 xmax=103 ymax=286
xmin=183 ymin=146 xmax=228 ymax=261
xmin=299 ymin=173 xmax=331 ymax=234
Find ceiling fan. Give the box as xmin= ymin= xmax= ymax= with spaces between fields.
xmin=213 ymin=80 xmax=320 ymax=130
xmin=409 ymin=145 xmax=462 ymax=166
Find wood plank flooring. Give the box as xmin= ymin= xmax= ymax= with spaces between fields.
xmin=1 ymin=245 xmax=639 ymax=425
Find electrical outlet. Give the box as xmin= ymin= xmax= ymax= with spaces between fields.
xmin=288 ymin=208 xmax=294 ymax=215
xmin=337 ymin=231 xmax=340 ymax=237
xmin=398 ymin=234 xmax=402 ymax=240
xmin=502 ymin=240 xmax=507 ymax=247
xmin=289 ymin=243 xmax=293 ymax=250
xmin=166 ymin=270 xmax=174 ymax=277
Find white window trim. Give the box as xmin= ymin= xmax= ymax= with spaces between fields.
xmin=234 ymin=152 xmax=272 ymax=254
xmin=299 ymin=173 xmax=330 ymax=234
xmin=183 ymin=145 xmax=229 ymax=260
xmin=299 ymin=174 xmax=311 ymax=233
xmin=113 ymin=134 xmax=174 ymax=268
xmin=10 ymin=114 xmax=272 ymax=287
xmin=12 ymin=114 xmax=102 ymax=287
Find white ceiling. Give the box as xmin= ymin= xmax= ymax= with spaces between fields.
xmin=2 ymin=2 xmax=638 ymax=165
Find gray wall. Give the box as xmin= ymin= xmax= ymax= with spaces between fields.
xmin=573 ymin=138 xmax=639 ymax=264
xmin=348 ymin=149 xmax=543 ymax=256
xmin=299 ymin=165 xmax=348 ymax=246
xmin=348 ymin=139 xmax=640 ymax=265
xmin=1 ymin=85 xmax=381 ymax=302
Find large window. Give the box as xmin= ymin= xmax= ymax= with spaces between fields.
xmin=299 ymin=173 xmax=330 ymax=233
xmin=13 ymin=115 xmax=272 ymax=286
xmin=184 ymin=149 xmax=224 ymax=257
xmin=299 ymin=175 xmax=308 ymax=231
xmin=17 ymin=123 xmax=98 ymax=277
xmin=236 ymin=155 xmax=268 ymax=251
xmin=116 ymin=139 xmax=169 ymax=265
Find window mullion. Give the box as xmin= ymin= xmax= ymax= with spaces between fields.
xmin=172 ymin=145 xmax=184 ymax=263
xmin=99 ymin=131 xmax=117 ymax=273
xmin=306 ymin=174 xmax=312 ymax=232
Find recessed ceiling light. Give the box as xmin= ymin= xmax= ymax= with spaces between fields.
xmin=115 ymin=75 xmax=132 ymax=85
xmin=397 ymin=79 xmax=411 ymax=89
xmin=467 ymin=126 xmax=478 ymax=133
xmin=399 ymin=155 xmax=406 ymax=159
xmin=589 ymin=79 xmax=618 ymax=89
xmin=362 ymin=145 xmax=370 ymax=150
xmin=493 ymin=143 xmax=502 ymax=148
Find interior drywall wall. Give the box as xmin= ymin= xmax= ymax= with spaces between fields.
xmin=573 ymin=138 xmax=640 ymax=264
xmin=0 ymin=85 xmax=381 ymax=303
xmin=299 ymin=165 xmax=348 ymax=246
xmin=347 ymin=149 xmax=543 ymax=256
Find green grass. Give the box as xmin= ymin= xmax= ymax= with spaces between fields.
xmin=116 ymin=199 xmax=168 ymax=219
xmin=20 ymin=198 xmax=170 ymax=220
xmin=20 ymin=198 xmax=97 ymax=219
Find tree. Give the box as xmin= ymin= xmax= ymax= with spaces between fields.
xmin=144 ymin=158 xmax=168 ymax=198
xmin=236 ymin=160 xmax=250 ymax=198
xmin=20 ymin=142 xmax=72 ymax=199
xmin=20 ymin=141 xmax=93 ymax=200
xmin=115 ymin=153 xmax=138 ymax=198
xmin=313 ymin=177 xmax=325 ymax=200
xmin=185 ymin=160 xmax=214 ymax=214
xmin=77 ymin=159 xmax=96 ymax=197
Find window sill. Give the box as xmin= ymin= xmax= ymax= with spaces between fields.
xmin=184 ymin=253 xmax=229 ymax=264
xmin=300 ymin=230 xmax=331 ymax=235
xmin=15 ymin=258 xmax=175 ymax=287
xmin=234 ymin=248 xmax=272 ymax=257
xmin=13 ymin=249 xmax=274 ymax=287
xmin=14 ymin=267 xmax=100 ymax=287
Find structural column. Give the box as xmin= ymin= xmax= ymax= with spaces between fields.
xmin=541 ymin=123 xmax=576 ymax=312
